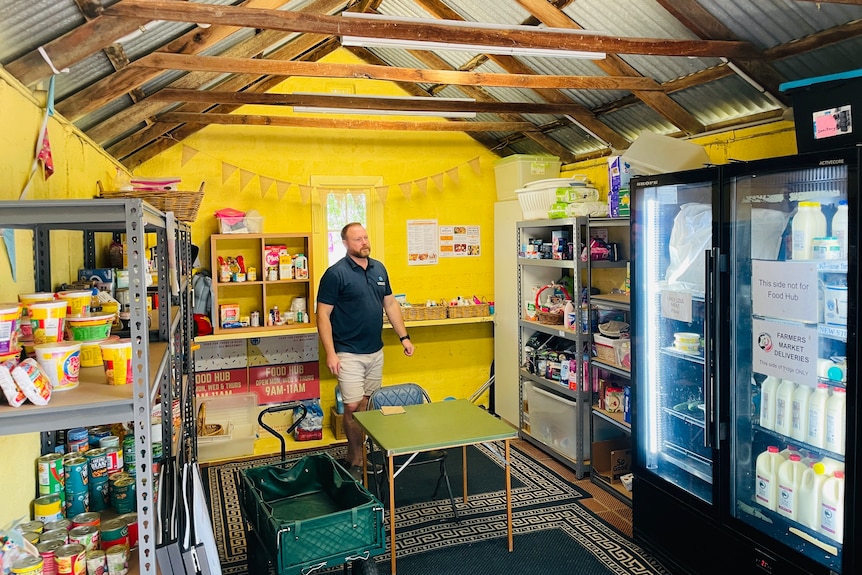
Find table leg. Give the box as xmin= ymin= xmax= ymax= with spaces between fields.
xmin=388 ymin=452 xmax=396 ymax=575
xmin=505 ymin=439 xmax=513 ymax=551
xmin=462 ymin=445 xmax=468 ymax=503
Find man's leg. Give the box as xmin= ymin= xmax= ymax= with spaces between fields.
xmin=343 ymin=395 xmax=369 ymax=467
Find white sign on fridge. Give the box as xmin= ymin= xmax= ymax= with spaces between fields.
xmin=752 ymin=317 xmax=817 ymax=386
xmin=751 ymin=260 xmax=818 ymax=324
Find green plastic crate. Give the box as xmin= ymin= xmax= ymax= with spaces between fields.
xmin=240 ymin=452 xmax=385 ymax=575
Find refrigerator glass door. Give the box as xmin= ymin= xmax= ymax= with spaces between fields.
xmin=633 ymin=172 xmax=717 ymax=504
xmin=728 ymin=155 xmax=850 ymax=572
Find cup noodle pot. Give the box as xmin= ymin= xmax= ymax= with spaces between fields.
xmin=17 ymin=293 xmax=56 ymax=341
xmin=65 ymin=313 xmax=115 ymax=342
xmin=27 ymin=300 xmax=68 ymax=345
xmin=101 ymin=339 xmax=133 ymax=385
xmin=80 ymin=336 xmax=119 ymax=368
xmin=34 ymin=341 xmax=82 ymax=392
xmin=0 ymin=303 xmax=22 ymax=354
xmin=57 ymin=290 xmax=94 ymax=318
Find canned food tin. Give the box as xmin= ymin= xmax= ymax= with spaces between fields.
xmin=89 ymin=478 xmax=110 ymax=512
xmin=98 ymin=434 xmax=119 ymax=448
xmin=54 ymin=543 xmax=86 ymax=575
xmin=37 ymin=538 xmax=64 ymax=574
xmin=104 ymin=446 xmax=123 ymax=475
xmin=34 ymin=494 xmax=64 ymax=523
xmin=68 ymin=524 xmax=100 ymax=552
xmin=63 ymin=455 xmax=88 ymax=492
xmin=38 ymin=528 xmax=69 ymax=545
xmin=99 ymin=519 xmax=128 ymax=551
xmin=117 ymin=513 xmax=138 ymax=548
xmin=44 ymin=519 xmax=71 ymax=532
xmin=105 ymin=544 xmax=129 ymax=575
xmin=250 ymin=311 xmax=260 ymax=327
xmin=85 ymin=549 xmax=107 ymax=575
xmin=122 ymin=435 xmax=135 ymax=474
xmin=17 ymin=520 xmax=44 ymax=534
xmin=64 ymin=489 xmax=89 ymax=517
xmin=87 ymin=426 xmax=112 ymax=447
xmin=10 ymin=554 xmax=43 ymax=575
xmin=66 ymin=427 xmax=89 ymax=453
xmin=84 ymin=448 xmax=108 ymax=480
xmin=37 ymin=453 xmax=64 ymax=497
xmin=111 ymin=477 xmax=136 ymax=514
xmin=22 ymin=531 xmax=41 ymax=545
xmin=70 ymin=512 xmax=100 ymax=529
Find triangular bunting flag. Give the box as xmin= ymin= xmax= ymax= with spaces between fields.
xmin=399 ymin=182 xmax=412 ymax=200
xmin=277 ymin=182 xmax=291 ymax=200
xmin=239 ymin=169 xmax=256 ymax=191
xmin=222 ymin=163 xmax=238 ymax=184
xmin=36 ymin=125 xmax=54 ymax=179
xmin=299 ymin=185 xmax=311 ymax=205
xmin=431 ymin=173 xmax=445 ymax=191
xmin=445 ymin=167 xmax=460 ymax=185
xmin=468 ymin=156 xmax=481 ymax=175
xmin=375 ymin=185 xmax=389 ymax=204
xmin=318 ymin=187 xmax=329 ymax=206
xmin=259 ymin=176 xmax=275 ymax=198
xmin=181 ymin=145 xmax=199 ymax=167
xmin=414 ymin=178 xmax=428 ymax=195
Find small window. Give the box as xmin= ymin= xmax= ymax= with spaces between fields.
xmin=325 ymin=189 xmax=368 ymax=267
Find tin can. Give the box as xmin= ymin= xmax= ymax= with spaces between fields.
xmin=87 ymin=426 xmax=112 ymax=447
xmin=17 ymin=520 xmax=44 ymax=534
xmin=34 ymin=494 xmax=64 ymax=523
xmin=85 ymin=549 xmax=107 ymax=575
xmin=99 ymin=518 xmax=129 ymax=551
xmin=117 ymin=513 xmax=138 ymax=548
xmin=104 ymin=446 xmax=123 ymax=475
xmin=10 ymin=554 xmax=43 ymax=575
xmin=89 ymin=478 xmax=110 ymax=512
xmin=84 ymin=448 xmax=108 ymax=480
xmin=37 ymin=539 xmax=64 ymax=575
xmin=38 ymin=528 xmax=68 ymax=545
xmin=122 ymin=435 xmax=135 ymax=475
xmin=250 ymin=311 xmax=260 ymax=327
xmin=97 ymin=434 xmax=119 ymax=449
xmin=111 ymin=477 xmax=137 ymax=514
xmin=70 ymin=512 xmax=100 ymax=529
xmin=54 ymin=543 xmax=85 ymax=575
xmin=63 ymin=455 xmax=88 ymax=492
xmin=44 ymin=519 xmax=71 ymax=532
xmin=105 ymin=544 xmax=129 ymax=575
xmin=21 ymin=531 xmax=41 ymax=545
xmin=66 ymin=428 xmax=88 ymax=453
xmin=37 ymin=453 xmax=64 ymax=497
xmin=64 ymin=489 xmax=89 ymax=516
xmin=68 ymin=525 xmax=100 ymax=552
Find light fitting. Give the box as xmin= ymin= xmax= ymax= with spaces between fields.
xmin=340 ymin=13 xmax=606 ymax=60
xmin=292 ymin=93 xmax=477 ymax=118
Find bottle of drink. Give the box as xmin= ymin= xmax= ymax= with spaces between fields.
xmin=777 ymin=454 xmax=807 ymax=521
xmin=812 ymin=456 xmax=844 ymax=477
xmin=820 ymin=470 xmax=845 ymax=542
xmin=831 ymin=200 xmax=849 ymax=260
xmin=824 ymin=387 xmax=846 ymax=455
xmin=759 ymin=376 xmax=781 ymax=431
xmin=755 ymin=445 xmax=783 ymax=511
xmin=807 ymin=383 xmax=831 ymax=448
xmin=791 ymin=201 xmax=826 ymax=260
xmin=798 ymin=463 xmax=829 ymax=531
xmin=563 ymin=300 xmax=575 ymax=331
xmin=790 ymin=384 xmax=812 ymax=442
xmin=774 ymin=379 xmax=796 ymax=436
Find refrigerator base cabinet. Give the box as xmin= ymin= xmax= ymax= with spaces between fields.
xmin=633 ymin=478 xmax=823 ymax=575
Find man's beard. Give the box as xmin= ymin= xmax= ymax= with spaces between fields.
xmin=349 ymin=247 xmax=370 ymax=258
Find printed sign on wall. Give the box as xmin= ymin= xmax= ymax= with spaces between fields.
xmin=249 ymin=361 xmax=320 ymax=404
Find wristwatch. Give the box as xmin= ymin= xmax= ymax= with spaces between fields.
xmin=399 ymin=334 xmax=410 ymax=342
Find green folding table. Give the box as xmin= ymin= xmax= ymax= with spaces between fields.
xmin=354 ymin=399 xmax=518 ymax=575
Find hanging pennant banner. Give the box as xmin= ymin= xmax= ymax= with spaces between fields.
xmin=277 ymin=182 xmax=291 ymax=200
xmin=181 ymin=145 xmax=199 ymax=167
xmin=259 ymin=176 xmax=275 ymax=198
xmin=375 ymin=185 xmax=389 ymax=204
xmin=445 ymin=167 xmax=460 ymax=185
xmin=399 ymin=182 xmax=412 ymax=200
xmin=431 ymin=173 xmax=445 ymax=191
xmin=468 ymin=156 xmax=481 ymax=175
xmin=299 ymin=185 xmax=311 ymax=204
xmin=414 ymin=179 xmax=428 ymax=195
xmin=239 ymin=169 xmax=256 ymax=191
xmin=222 ymin=163 xmax=238 ymax=184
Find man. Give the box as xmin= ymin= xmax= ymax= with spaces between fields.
xmin=317 ymin=222 xmax=415 ymax=479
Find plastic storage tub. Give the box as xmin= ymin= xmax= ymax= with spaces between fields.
xmin=621 ymin=131 xmax=710 ymax=175
xmin=526 ymin=383 xmax=590 ymax=461
xmin=494 ymin=155 xmax=561 ymax=201
xmin=196 ymin=392 xmax=259 ymax=462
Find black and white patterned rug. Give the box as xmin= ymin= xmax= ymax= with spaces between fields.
xmin=202 ymin=443 xmax=668 ymax=575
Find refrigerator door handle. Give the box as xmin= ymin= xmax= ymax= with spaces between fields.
xmin=703 ymin=248 xmax=718 ymax=449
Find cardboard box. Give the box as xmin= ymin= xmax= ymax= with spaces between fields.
xmin=330 ymin=406 xmax=345 ymax=440
xmin=592 ymin=438 xmax=632 ymax=484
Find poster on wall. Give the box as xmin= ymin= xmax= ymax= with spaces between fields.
xmin=249 ymin=361 xmax=321 ymax=404
xmin=407 ymin=219 xmax=439 ymax=265
xmin=194 ymin=368 xmax=250 ymax=396
xmin=440 ymin=225 xmax=481 ymax=257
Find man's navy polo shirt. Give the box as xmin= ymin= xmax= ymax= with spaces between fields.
xmin=317 ymin=255 xmax=392 ymax=354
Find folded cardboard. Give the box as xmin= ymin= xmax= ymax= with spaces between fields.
xmin=592 ymin=437 xmax=632 ymax=484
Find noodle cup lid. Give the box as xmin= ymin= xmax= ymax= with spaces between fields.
xmin=18 ymin=293 xmax=55 ymax=302
xmin=0 ymin=303 xmax=21 ymax=314
xmin=100 ymin=338 xmax=132 ymax=350
xmin=11 ymin=358 xmax=52 ymax=405
xmin=66 ymin=313 xmax=115 ymax=325
xmin=57 ymin=290 xmax=94 ymax=298
xmin=28 ymin=300 xmax=68 ymax=310
xmin=34 ymin=341 xmax=82 ymax=353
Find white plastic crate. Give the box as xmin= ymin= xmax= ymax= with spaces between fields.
xmin=516 ymin=185 xmax=558 ymax=220
xmin=196 ymin=392 xmax=259 ymax=462
xmin=526 ymin=383 xmax=590 ymax=461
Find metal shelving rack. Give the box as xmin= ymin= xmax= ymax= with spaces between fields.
xmin=0 ymin=199 xmax=195 ymax=575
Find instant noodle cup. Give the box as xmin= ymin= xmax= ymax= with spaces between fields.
xmin=65 ymin=314 xmax=115 ymax=342
xmin=34 ymin=341 xmax=82 ymax=392
xmin=0 ymin=364 xmax=27 ymax=407
xmin=0 ymin=303 xmax=21 ymax=354
xmin=11 ymin=358 xmax=52 ymax=405
xmin=100 ymin=339 xmax=133 ymax=386
xmin=57 ymin=290 xmax=94 ymax=318
xmin=0 ymin=348 xmax=21 ymax=370
xmin=28 ymin=300 xmax=67 ymax=344
xmin=18 ymin=292 xmax=55 ymax=340
xmin=79 ymin=336 xmax=117 ymax=368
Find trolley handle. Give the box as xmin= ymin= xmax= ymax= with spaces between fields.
xmin=258 ymin=402 xmax=308 ymax=462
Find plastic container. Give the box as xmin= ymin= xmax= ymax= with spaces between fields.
xmin=57 ymin=290 xmax=94 ymax=318
xmin=777 ymin=454 xmax=807 ymax=521
xmin=831 ymin=200 xmax=848 ymax=259
xmin=65 ymin=314 xmax=115 ymax=342
xmin=799 ymin=464 xmax=829 ymax=530
xmin=790 ymin=384 xmax=812 ymax=442
xmin=100 ymin=339 xmax=133 ymax=386
xmin=27 ymin=300 xmax=68 ymax=344
xmin=620 ymin=131 xmax=710 ymax=175
xmin=774 ymin=379 xmax=796 ymax=436
xmin=812 ymin=456 xmax=845 ymax=477
xmin=824 ymin=386 xmax=846 ymax=454
xmin=791 ymin=201 xmax=826 ymax=260
xmin=493 ymin=155 xmax=561 ymax=201
xmin=563 ymin=300 xmax=576 ymax=331
xmin=526 ymin=383 xmax=590 ymax=461
xmin=516 ymin=185 xmax=558 ymax=220
xmin=820 ymin=470 xmax=845 ymax=542
xmin=755 ymin=445 xmax=783 ymax=511
xmin=0 ymin=304 xmax=21 ymax=355
xmin=293 ymin=254 xmax=309 ymax=280
xmin=11 ymin=358 xmax=52 ymax=405
xmin=759 ymin=376 xmax=780 ymax=431
xmin=34 ymin=341 xmax=82 ymax=392
xmin=196 ymin=392 xmax=259 ymax=462
xmin=807 ymin=383 xmax=830 ymax=448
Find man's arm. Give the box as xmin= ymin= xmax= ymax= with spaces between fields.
xmin=383 ymin=294 xmax=415 ymax=356
xmin=317 ymin=302 xmax=341 ymax=374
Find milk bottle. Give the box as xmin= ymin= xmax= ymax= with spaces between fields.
xmin=774 ymin=379 xmax=796 ymax=436
xmin=755 ymin=445 xmax=783 ymax=511
xmin=807 ymin=384 xmax=830 ymax=448
xmin=779 ymin=444 xmax=800 ymax=460
xmin=791 ymin=201 xmax=826 ymax=260
xmin=820 ymin=470 xmax=845 ymax=543
xmin=831 ymin=200 xmax=848 ymax=260
xmin=759 ymin=376 xmax=781 ymax=431
xmin=812 ymin=456 xmax=844 ymax=477
xmin=824 ymin=386 xmax=846 ymax=455
xmin=790 ymin=384 xmax=812 ymax=442
xmin=798 ymin=463 xmax=829 ymax=531
xmin=777 ymin=454 xmax=807 ymax=521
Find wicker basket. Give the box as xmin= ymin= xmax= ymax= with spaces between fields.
xmin=536 ymin=310 xmax=565 ymax=325
xmin=97 ymin=181 xmax=205 ymax=222
xmin=447 ymin=303 xmax=490 ymax=319
xmin=390 ymin=304 xmax=447 ymax=322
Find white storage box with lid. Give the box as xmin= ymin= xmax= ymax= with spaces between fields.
xmin=526 ymin=382 xmax=590 ymax=461
xmin=196 ymin=392 xmax=259 ymax=462
xmin=621 ymin=131 xmax=710 ymax=176
xmin=494 ymin=154 xmax=561 ymax=201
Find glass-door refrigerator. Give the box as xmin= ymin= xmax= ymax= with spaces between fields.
xmin=631 ymin=149 xmax=858 ymax=575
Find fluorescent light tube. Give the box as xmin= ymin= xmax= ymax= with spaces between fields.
xmin=292 ymin=93 xmax=477 ymax=118
xmin=341 ymin=13 xmax=605 ymax=60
